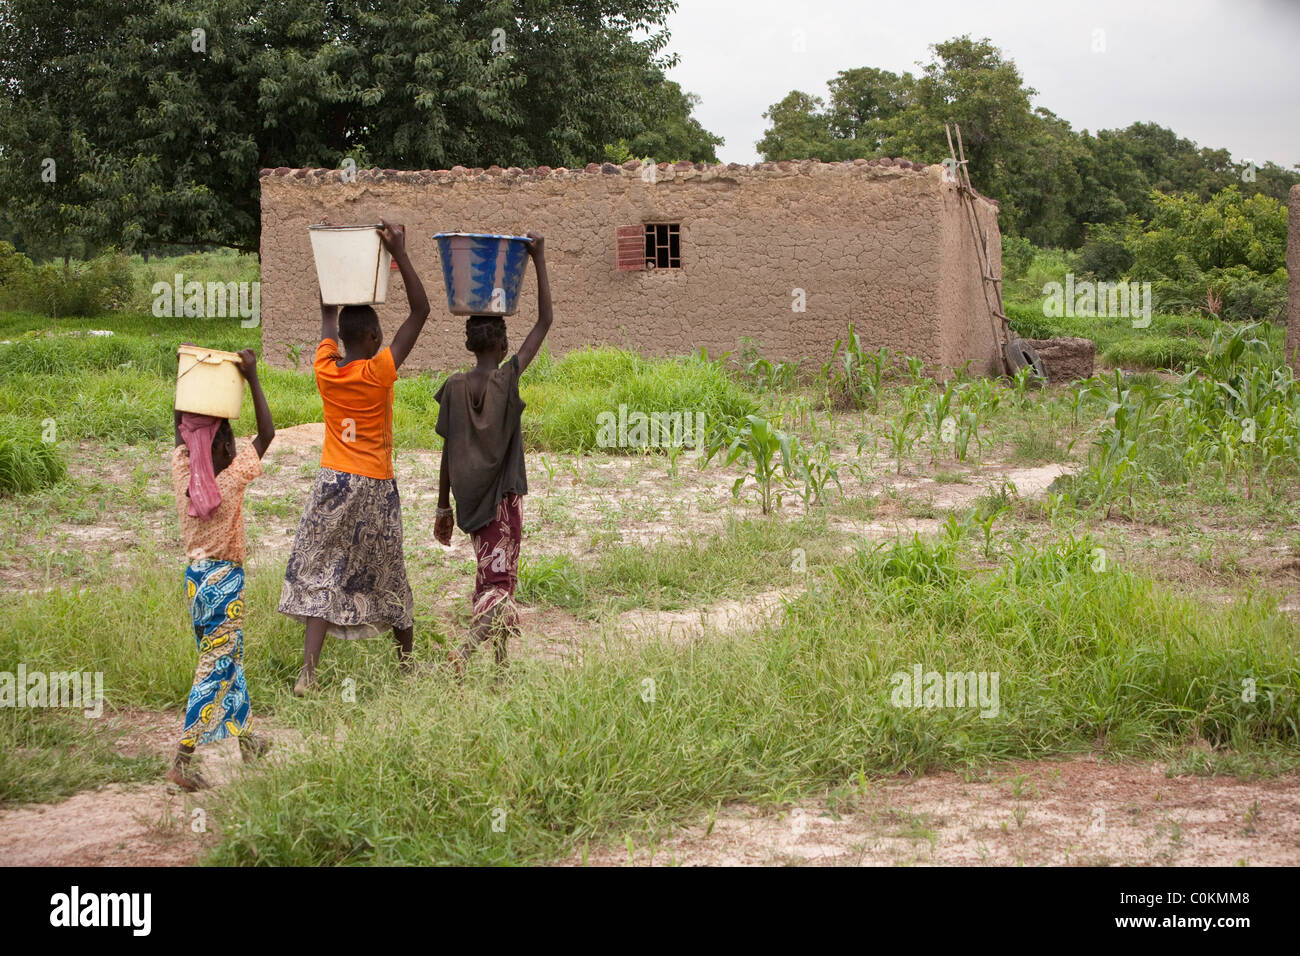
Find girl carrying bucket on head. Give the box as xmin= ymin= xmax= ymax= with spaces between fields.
xmin=279 ymin=220 xmax=430 ymax=695
xmin=169 ymin=348 xmax=275 ymax=791
xmin=434 ymin=233 xmax=551 ymax=677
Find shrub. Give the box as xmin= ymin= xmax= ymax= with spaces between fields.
xmin=1000 ymin=235 xmax=1035 ymax=283
xmin=1126 ymin=188 xmax=1286 ymax=321
xmin=0 ymin=416 xmax=66 ymax=494
xmin=0 ymin=242 xmax=33 ymax=288
xmin=1003 ymin=245 xmax=1080 ymax=304
xmin=0 ymin=248 xmax=134 ymax=316
xmin=1077 ymin=217 xmax=1138 ymax=279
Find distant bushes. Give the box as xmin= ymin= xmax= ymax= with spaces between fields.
xmin=0 ymin=243 xmax=134 ymax=317
xmin=1077 ymin=188 xmax=1287 ymax=322
xmin=1005 ymin=302 xmax=1287 ymax=372
xmin=1000 ymin=239 xmax=1078 ymax=304
xmin=0 ymin=245 xmax=260 ymax=318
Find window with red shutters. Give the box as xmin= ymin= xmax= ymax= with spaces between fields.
xmin=616 ymin=223 xmax=682 ymax=271
xmin=616 ymin=225 xmax=645 ymax=271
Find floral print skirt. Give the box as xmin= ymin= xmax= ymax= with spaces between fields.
xmin=278 ymin=468 xmax=414 ymax=639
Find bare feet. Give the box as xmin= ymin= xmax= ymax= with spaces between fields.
xmin=447 ymin=648 xmax=467 ymax=681
xmin=166 ymin=764 xmax=211 ymax=792
xmin=293 ymin=671 xmax=317 ymax=697
xmin=239 ymin=733 xmax=272 ymax=764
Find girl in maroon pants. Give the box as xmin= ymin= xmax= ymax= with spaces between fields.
xmin=434 ymin=234 xmax=550 ymax=677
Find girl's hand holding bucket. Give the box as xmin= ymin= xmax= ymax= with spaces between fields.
xmin=378 ymin=220 xmax=407 ymax=257
xmin=237 ymin=348 xmax=259 ymax=380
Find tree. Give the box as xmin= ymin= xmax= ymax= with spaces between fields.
xmin=755 ymin=37 xmax=1300 ymax=250
xmin=755 ymin=91 xmax=839 ymax=162
xmin=0 ymin=0 xmax=719 ymax=256
xmin=607 ymin=70 xmax=724 ymax=164
xmin=825 ymin=67 xmax=915 ymax=150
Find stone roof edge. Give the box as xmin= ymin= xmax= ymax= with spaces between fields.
xmin=258 ymin=158 xmax=1000 ymax=210
xmin=261 ymin=157 xmax=934 ymax=183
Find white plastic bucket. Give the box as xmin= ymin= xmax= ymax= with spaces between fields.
xmin=176 ymin=346 xmax=244 ymax=419
xmin=308 ymin=224 xmax=392 ymax=305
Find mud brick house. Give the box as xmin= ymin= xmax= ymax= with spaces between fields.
xmin=258 ymin=158 xmax=1003 ymax=374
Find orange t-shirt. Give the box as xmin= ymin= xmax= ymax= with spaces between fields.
xmin=314 ymin=338 xmax=398 ymax=480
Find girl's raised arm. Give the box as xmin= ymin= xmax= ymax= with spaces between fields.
xmin=514 ymin=233 xmax=551 ymax=375
xmin=238 ymin=349 xmax=276 ymax=458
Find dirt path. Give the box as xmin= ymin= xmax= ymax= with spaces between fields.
xmin=0 ymin=710 xmax=302 ymax=866
xmin=570 ymin=757 xmax=1300 ymax=867
xmin=5 ymin=703 xmax=1296 ymax=867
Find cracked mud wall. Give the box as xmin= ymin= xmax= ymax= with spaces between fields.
xmin=259 ymin=160 xmax=1001 ymax=374
xmin=937 ymin=185 xmax=1003 ymax=376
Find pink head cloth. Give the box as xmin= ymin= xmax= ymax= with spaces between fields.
xmin=178 ymin=413 xmax=224 ymax=520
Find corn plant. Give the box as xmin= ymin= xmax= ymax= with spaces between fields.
xmin=848 ymin=433 xmax=879 ymax=487
xmin=906 ymin=356 xmax=927 ymax=386
xmin=1010 ymin=366 xmax=1034 ymax=410
xmin=953 ymin=407 xmax=980 ymax=462
xmin=745 ymin=356 xmax=799 ymax=393
xmin=707 ymin=414 xmax=794 ymax=515
xmin=790 ymin=440 xmax=842 ymax=509
xmin=924 ymin=379 xmax=970 ymax=462
xmin=665 ymin=443 xmax=685 ymax=478
xmin=884 ymin=408 xmax=917 ymax=474
xmin=778 ymin=394 xmax=812 ymax=430
xmin=971 ymin=479 xmax=1016 ymax=559
xmin=828 ymin=325 xmax=889 ymax=411
xmin=1071 ymin=370 xmax=1167 ymax=515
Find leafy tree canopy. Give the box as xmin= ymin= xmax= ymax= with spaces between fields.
xmin=756 ymin=35 xmax=1299 ymax=248
xmin=0 ymin=0 xmax=721 ymax=256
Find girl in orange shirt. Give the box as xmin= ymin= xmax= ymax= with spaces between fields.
xmin=279 ymin=221 xmax=430 ymax=695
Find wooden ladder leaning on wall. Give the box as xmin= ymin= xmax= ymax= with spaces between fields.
xmin=944 ymin=123 xmax=1022 ymax=379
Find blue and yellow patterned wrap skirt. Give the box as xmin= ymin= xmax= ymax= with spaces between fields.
xmin=181 ymin=559 xmax=252 ymax=747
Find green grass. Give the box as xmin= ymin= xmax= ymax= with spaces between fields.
xmin=1005 ymin=302 xmax=1288 ymax=372
xmin=4 ymin=289 xmax=1300 ymax=855
xmin=0 ymin=709 xmax=166 ymax=807
xmin=0 ymin=553 xmax=303 ymax=713
xmin=193 ymin=532 xmax=1298 ymax=865
xmin=518 ymin=516 xmax=840 ymax=615
xmin=521 ymin=346 xmax=758 ymax=453
xmin=0 ymin=312 xmax=759 ymax=456
xmin=0 ymin=517 xmax=836 ymax=713
xmin=0 ymin=414 xmax=66 ymax=493
xmin=3 ymin=526 xmax=1294 ymax=855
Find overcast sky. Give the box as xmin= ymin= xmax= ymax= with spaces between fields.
xmin=662 ymin=0 xmax=1300 ymax=168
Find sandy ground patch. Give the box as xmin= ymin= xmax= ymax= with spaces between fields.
xmin=570 ymin=756 xmax=1300 ymax=867
xmin=0 ymin=709 xmax=303 ymax=867
xmin=618 ymin=589 xmax=792 ymax=643
xmin=0 ymin=425 xmax=1081 ymax=595
xmin=0 ymin=785 xmax=212 ymax=866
